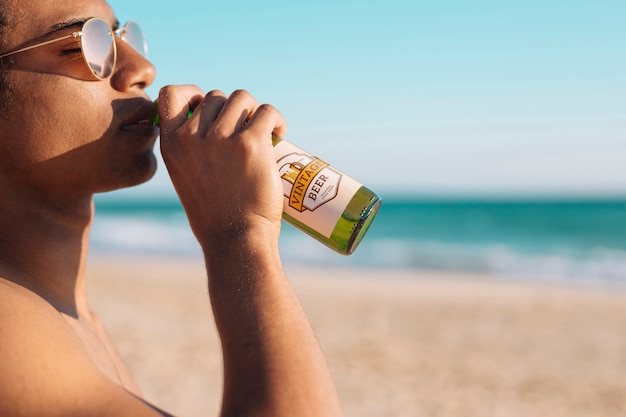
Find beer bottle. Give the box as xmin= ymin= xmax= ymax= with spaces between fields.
xmin=152 ymin=104 xmax=381 ymax=255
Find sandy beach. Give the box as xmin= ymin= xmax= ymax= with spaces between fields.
xmin=86 ymin=255 xmax=626 ymax=417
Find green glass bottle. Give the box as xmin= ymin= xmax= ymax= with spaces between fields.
xmin=272 ymin=135 xmax=381 ymax=255
xmin=152 ymin=104 xmax=381 ymax=255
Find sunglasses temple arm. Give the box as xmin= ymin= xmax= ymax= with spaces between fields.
xmin=0 ymin=33 xmax=78 ymax=59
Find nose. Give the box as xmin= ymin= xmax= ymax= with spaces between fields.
xmin=110 ymin=38 xmax=156 ymax=92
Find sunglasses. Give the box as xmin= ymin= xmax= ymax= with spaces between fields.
xmin=0 ymin=18 xmax=147 ymax=80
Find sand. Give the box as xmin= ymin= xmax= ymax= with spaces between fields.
xmin=86 ymin=255 xmax=626 ymax=417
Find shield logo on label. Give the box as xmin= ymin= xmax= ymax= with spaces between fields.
xmin=278 ymin=153 xmax=342 ymax=212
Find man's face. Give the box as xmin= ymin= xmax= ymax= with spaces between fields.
xmin=0 ymin=0 xmax=159 ymax=197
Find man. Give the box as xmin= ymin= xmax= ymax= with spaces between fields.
xmin=0 ymin=0 xmax=344 ymax=416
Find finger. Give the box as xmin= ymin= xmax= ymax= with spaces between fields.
xmin=213 ymin=90 xmax=259 ymax=138
xmin=244 ymin=103 xmax=287 ymax=140
xmin=191 ymin=90 xmax=229 ymax=138
xmin=157 ymin=85 xmax=204 ymax=136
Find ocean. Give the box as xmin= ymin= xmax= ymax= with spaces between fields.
xmin=92 ymin=194 xmax=626 ymax=286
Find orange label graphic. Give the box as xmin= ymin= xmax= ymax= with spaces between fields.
xmin=278 ymin=153 xmax=341 ymax=212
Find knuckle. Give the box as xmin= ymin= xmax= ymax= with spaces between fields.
xmin=206 ymin=89 xmax=226 ymax=98
xmin=230 ymin=89 xmax=250 ymax=99
xmin=256 ymin=103 xmax=276 ymax=114
xmin=208 ymin=123 xmax=230 ymax=140
xmin=230 ymin=90 xmax=256 ymax=107
xmin=158 ymin=85 xmax=177 ymax=102
xmin=159 ymin=85 xmax=176 ymax=95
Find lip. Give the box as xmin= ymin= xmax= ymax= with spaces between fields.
xmin=120 ymin=119 xmax=160 ymax=136
xmin=120 ymin=101 xmax=160 ymax=136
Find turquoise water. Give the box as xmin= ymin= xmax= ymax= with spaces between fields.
xmin=92 ymin=195 xmax=626 ymax=285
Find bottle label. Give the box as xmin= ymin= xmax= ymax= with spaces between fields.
xmin=274 ymin=141 xmax=362 ymax=238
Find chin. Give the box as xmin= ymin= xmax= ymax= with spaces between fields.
xmin=99 ymin=152 xmax=158 ymax=192
xmin=126 ymin=152 xmax=159 ymax=187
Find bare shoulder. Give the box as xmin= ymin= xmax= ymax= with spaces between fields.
xmin=0 ymin=277 xmax=68 ymax=334
xmin=0 ymin=278 xmax=172 ymax=417
xmin=0 ymin=277 xmax=73 ymax=355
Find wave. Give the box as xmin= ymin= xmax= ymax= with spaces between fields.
xmin=90 ymin=215 xmax=626 ymax=287
xmin=91 ymin=196 xmax=626 ymax=286
xmin=91 ymin=213 xmax=201 ymax=256
xmin=278 ymin=230 xmax=626 ymax=285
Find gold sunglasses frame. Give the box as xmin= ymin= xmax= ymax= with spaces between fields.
xmin=0 ymin=19 xmax=146 ymax=79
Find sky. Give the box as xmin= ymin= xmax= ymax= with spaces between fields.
xmin=107 ymin=0 xmax=625 ymax=200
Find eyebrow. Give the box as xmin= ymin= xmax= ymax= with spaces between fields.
xmin=43 ymin=18 xmax=88 ymax=38
xmin=43 ymin=17 xmax=121 ymax=38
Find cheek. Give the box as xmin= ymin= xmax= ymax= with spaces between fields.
xmin=13 ymin=82 xmax=111 ymax=158
xmin=43 ymin=82 xmax=114 ymax=141
xmin=0 ymin=82 xmax=114 ymax=183
xmin=3 ymin=114 xmax=101 ymax=169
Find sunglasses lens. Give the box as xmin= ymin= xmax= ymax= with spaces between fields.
xmin=123 ymin=21 xmax=148 ymax=58
xmin=82 ymin=18 xmax=115 ymax=79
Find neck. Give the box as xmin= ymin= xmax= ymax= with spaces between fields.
xmin=0 ymin=183 xmax=94 ymax=318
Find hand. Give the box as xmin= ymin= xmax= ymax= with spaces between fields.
xmin=157 ymin=86 xmax=288 ymax=248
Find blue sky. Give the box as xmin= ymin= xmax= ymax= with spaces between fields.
xmin=108 ymin=0 xmax=625 ymax=199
